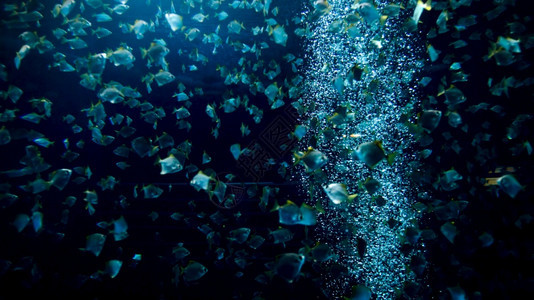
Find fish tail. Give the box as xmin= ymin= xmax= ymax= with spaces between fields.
xmin=14 ymin=54 xmax=21 ymax=70
xmin=140 ymin=47 xmax=147 ymax=59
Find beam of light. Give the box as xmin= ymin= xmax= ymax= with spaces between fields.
xmin=297 ymin=1 xmax=425 ymax=298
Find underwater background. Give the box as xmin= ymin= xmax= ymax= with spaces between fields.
xmin=0 ymin=0 xmax=532 ymax=299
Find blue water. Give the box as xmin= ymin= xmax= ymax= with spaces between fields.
xmin=0 ymin=0 xmax=533 ymax=299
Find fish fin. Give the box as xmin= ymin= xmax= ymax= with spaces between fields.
xmin=387 ymin=152 xmax=398 ymax=165
xmin=140 ymin=47 xmax=148 ymax=59
xmin=269 ymin=200 xmax=280 ymax=212
xmin=293 ymin=151 xmax=303 ymax=166
xmin=14 ymin=55 xmax=21 ymax=70
xmin=348 ymin=194 xmax=358 ymax=203
xmin=315 ymin=199 xmax=325 ymax=213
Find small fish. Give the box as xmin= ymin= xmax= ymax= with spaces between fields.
xmin=352 ymin=141 xmax=390 ymax=168
xmin=185 ymin=28 xmax=201 ymax=41
xmin=112 ymin=216 xmax=128 ymax=241
xmin=215 ymin=11 xmax=228 ymax=21
xmin=293 ymin=147 xmax=328 ymax=172
xmin=274 ymin=200 xmax=317 ymax=226
xmin=439 ymin=169 xmax=463 ymax=191
xmin=142 ymin=184 xmax=163 ymax=199
xmin=127 ymin=20 xmax=152 ymax=39
xmin=92 ymin=27 xmax=112 ymax=38
xmin=228 ymin=227 xmax=251 ymax=244
xmin=192 ymin=13 xmax=208 ymax=23
xmin=140 ymin=40 xmax=169 ymax=69
xmin=270 ymin=228 xmax=293 ymax=244
xmin=497 ymin=174 xmax=522 ymax=198
xmin=33 ymin=137 xmax=54 ymax=148
xmin=190 ymin=171 xmax=212 ymax=191
xmin=14 ymin=44 xmax=31 ymax=69
xmin=307 ymin=243 xmax=335 ymax=262
xmin=111 ymin=4 xmax=129 ymax=15
xmin=0 ymin=126 xmax=11 ymax=145
xmin=105 ymin=260 xmax=122 ymax=278
xmin=354 ymin=1 xmax=380 ymax=25
xmin=323 ymin=183 xmax=357 ymax=204
xmin=412 ymin=0 xmax=432 ymax=24
xmin=418 ymin=110 xmax=442 ymax=132
xmin=153 ymin=70 xmax=175 ymax=86
xmin=173 ymin=243 xmax=190 ymax=260
xmin=165 ymin=13 xmax=183 ymax=32
xmin=93 ymin=13 xmax=112 ymax=22
xmin=347 ymin=285 xmax=372 ymax=300
xmin=227 ymin=20 xmax=245 ymax=34
xmin=98 ymin=86 xmax=124 ymax=103
xmin=270 ymin=25 xmax=288 ymax=46
xmin=84 ymin=233 xmax=106 ymax=256
xmin=107 ymin=47 xmax=135 ymax=69
xmin=21 ymin=113 xmax=45 ymax=124
xmin=181 ymin=261 xmax=208 ymax=282
xmin=159 ymin=154 xmax=183 ymax=175
xmin=61 ymin=37 xmax=88 ymax=50
xmin=274 ymin=253 xmax=305 ymax=283
xmin=12 ymin=214 xmax=30 ymax=233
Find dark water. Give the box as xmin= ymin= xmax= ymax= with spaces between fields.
xmin=1 ymin=0 xmax=533 ymax=299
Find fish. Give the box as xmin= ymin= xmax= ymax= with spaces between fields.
xmin=270 ymin=228 xmax=293 ymax=245
xmin=98 ymin=86 xmax=124 ymax=103
xmin=93 ymin=13 xmax=112 ymax=22
xmin=0 ymin=126 xmax=11 ymax=145
xmin=127 ymin=19 xmax=153 ymax=39
xmin=92 ymin=27 xmax=112 ymax=38
xmin=293 ymin=147 xmax=328 ymax=172
xmin=140 ymin=40 xmax=170 ymax=69
xmin=85 ymin=0 xmax=104 ymax=9
xmin=412 ymin=0 xmax=432 ymax=24
xmin=184 ymin=28 xmax=201 ymax=41
xmin=352 ymin=141 xmax=393 ymax=168
xmin=106 ymin=46 xmax=135 ymax=69
xmin=190 ymin=171 xmax=213 ymax=192
xmin=439 ymin=169 xmax=463 ymax=191
xmin=309 ymin=0 xmax=332 ymax=21
xmin=227 ymin=20 xmax=245 ymax=34
xmin=181 ymin=261 xmax=208 ymax=282
xmin=142 ymin=184 xmax=163 ymax=199
xmin=83 ymin=233 xmax=106 ymax=256
xmin=173 ymin=243 xmax=190 ymax=261
xmin=112 ymin=216 xmax=128 ymax=241
xmin=497 ymin=174 xmax=522 ymax=198
xmin=6 ymin=85 xmax=23 ymax=103
xmin=270 ymin=25 xmax=288 ymax=46
xmin=273 ymin=200 xmax=317 ymax=226
xmin=111 ymin=4 xmax=129 ymax=15
xmin=323 ymin=183 xmax=357 ymax=204
xmin=159 ymin=154 xmax=183 ymax=175
xmin=14 ymin=44 xmax=31 ymax=69
xmin=305 ymin=243 xmax=335 ymax=262
xmin=418 ymin=110 xmax=442 ymax=132
xmin=105 ymin=260 xmax=122 ymax=278
xmin=273 ymin=253 xmax=305 ymax=283
xmin=165 ymin=13 xmax=183 ymax=32
xmin=13 ymin=214 xmax=30 ymax=233
xmin=354 ymin=1 xmax=380 ymax=26
xmin=347 ymin=285 xmax=372 ymax=300
xmin=229 ymin=227 xmax=251 ymax=244
xmin=192 ymin=13 xmax=208 ymax=23
xmin=215 ymin=11 xmax=228 ymax=21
